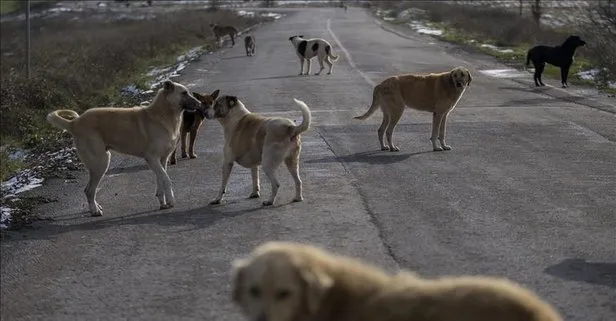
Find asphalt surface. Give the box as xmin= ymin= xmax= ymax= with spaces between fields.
xmin=2 ymin=7 xmax=615 ymax=321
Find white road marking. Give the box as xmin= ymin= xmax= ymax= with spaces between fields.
xmin=326 ymin=18 xmax=376 ymax=87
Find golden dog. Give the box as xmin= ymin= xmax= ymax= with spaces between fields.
xmin=354 ymin=66 xmax=472 ymax=152
xmin=204 ymin=96 xmax=311 ymax=206
xmin=46 ymin=80 xmax=210 ymax=216
xmin=231 ymin=241 xmax=562 ymax=321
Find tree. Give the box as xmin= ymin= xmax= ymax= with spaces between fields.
xmin=531 ymin=0 xmax=542 ymax=26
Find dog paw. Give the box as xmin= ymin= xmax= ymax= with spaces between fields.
xmin=209 ymin=199 xmax=222 ymax=205
xmin=169 ymin=159 xmax=177 ymax=165
xmin=381 ymin=146 xmax=390 ymax=151
xmin=90 ymin=211 xmax=103 ymax=217
xmin=160 ymin=204 xmax=173 ymax=210
xmin=181 ymin=153 xmax=188 ymax=159
xmin=327 ymin=72 xmax=332 ymax=75
xmin=433 ymin=147 xmax=444 ymax=151
xmin=189 ymin=154 xmax=198 ymax=159
xmin=262 ymin=201 xmax=274 ymax=206
xmin=442 ymin=145 xmax=452 ymax=151
xmin=389 ymin=146 xmax=400 ymax=152
xmin=248 ymin=192 xmax=260 ymax=199
xmin=292 ymin=197 xmax=303 ymax=202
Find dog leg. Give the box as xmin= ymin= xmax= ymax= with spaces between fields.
xmin=306 ymin=58 xmax=312 ymax=76
xmin=315 ymin=56 xmax=325 ymax=75
xmin=210 ymin=161 xmax=234 ymax=205
xmin=249 ymin=166 xmax=260 ymax=198
xmin=561 ymin=65 xmax=570 ymax=88
xmin=169 ymin=148 xmax=177 ymax=165
xmin=536 ymin=63 xmax=546 ymax=86
xmin=437 ymin=112 xmax=452 ymax=151
xmin=146 ymin=156 xmax=174 ymax=209
xmin=325 ymin=56 xmax=333 ymax=75
xmin=261 ymin=147 xmax=284 ymax=206
xmin=431 ymin=112 xmax=447 ymax=151
xmin=299 ymin=59 xmax=305 ymax=75
xmin=188 ymin=129 xmax=198 ymax=158
xmin=80 ymin=149 xmax=110 ymax=217
xmin=285 ymin=157 xmax=303 ymax=202
xmin=181 ymin=131 xmax=189 ymax=158
xmin=378 ymin=112 xmax=391 ymax=151
xmin=385 ymin=109 xmax=403 ymax=152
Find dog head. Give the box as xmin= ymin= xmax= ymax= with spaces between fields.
xmin=190 ymin=90 xmax=220 ymax=117
xmin=232 ymin=242 xmax=334 ymax=321
xmin=160 ymin=80 xmax=203 ymax=113
xmin=449 ymin=66 xmax=472 ymax=89
xmin=288 ymin=35 xmax=305 ymax=44
xmin=563 ymin=35 xmax=586 ymax=49
xmin=205 ymin=95 xmax=243 ymax=120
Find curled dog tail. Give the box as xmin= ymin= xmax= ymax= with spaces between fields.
xmin=354 ymin=85 xmax=380 ymax=121
xmin=46 ymin=109 xmax=80 ymax=133
xmin=291 ymin=98 xmax=312 ymax=137
xmin=325 ymin=45 xmax=339 ymax=62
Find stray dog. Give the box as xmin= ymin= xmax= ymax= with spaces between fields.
xmin=232 ymin=241 xmax=563 ymax=321
xmin=526 ymin=35 xmax=586 ymax=88
xmin=288 ymin=35 xmax=339 ymax=75
xmin=354 ymin=66 xmax=472 ymax=152
xmin=169 ymin=90 xmax=219 ymax=165
xmin=204 ymin=96 xmax=311 ymax=206
xmin=210 ymin=23 xmax=239 ymax=47
xmin=46 ymin=80 xmax=207 ymax=216
xmin=244 ymin=35 xmax=256 ymax=56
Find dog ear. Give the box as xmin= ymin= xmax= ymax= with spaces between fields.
xmin=298 ymin=264 xmax=333 ymax=315
xmin=449 ymin=71 xmax=456 ymax=88
xmin=226 ymin=96 xmax=238 ymax=107
xmin=231 ymin=259 xmax=248 ymax=303
xmin=211 ymin=89 xmax=220 ymax=100
xmin=163 ymin=80 xmax=175 ymax=92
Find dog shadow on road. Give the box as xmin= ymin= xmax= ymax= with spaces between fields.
xmin=306 ymin=150 xmax=432 ymax=166
xmin=544 ymin=258 xmax=616 ymax=289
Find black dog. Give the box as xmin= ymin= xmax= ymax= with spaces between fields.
xmin=526 ymin=35 xmax=586 ymax=88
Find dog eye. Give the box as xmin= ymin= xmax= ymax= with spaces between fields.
xmin=275 ymin=290 xmax=290 ymax=301
xmin=249 ymin=286 xmax=261 ymax=298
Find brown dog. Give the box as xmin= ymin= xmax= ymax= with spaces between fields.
xmin=46 ymin=81 xmax=206 ymax=216
xmin=169 ymin=91 xmax=219 ymax=165
xmin=232 ymin=241 xmax=562 ymax=321
xmin=354 ymin=66 xmax=472 ymax=152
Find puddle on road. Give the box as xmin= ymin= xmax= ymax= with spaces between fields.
xmin=479 ymin=68 xmax=528 ymax=79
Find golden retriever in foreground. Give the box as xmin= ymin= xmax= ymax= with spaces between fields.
xmin=354 ymin=66 xmax=472 ymax=152
xmin=232 ymin=241 xmax=562 ymax=321
xmin=46 ymin=80 xmax=211 ymax=216
xmin=203 ymin=95 xmax=311 ymax=206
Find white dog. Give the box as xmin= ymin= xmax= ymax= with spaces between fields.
xmin=204 ymin=95 xmax=312 ymax=206
xmin=288 ymin=35 xmax=339 ymax=75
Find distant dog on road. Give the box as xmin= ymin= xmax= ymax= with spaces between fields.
xmin=169 ymin=90 xmax=219 ymax=165
xmin=204 ymin=95 xmax=311 ymax=206
xmin=46 ymin=81 xmax=207 ymax=216
xmin=526 ymin=35 xmax=586 ymax=88
xmin=288 ymin=35 xmax=339 ymax=75
xmin=211 ymin=23 xmax=239 ymax=47
xmin=232 ymin=241 xmax=563 ymax=321
xmin=244 ymin=35 xmax=255 ymax=56
xmin=354 ymin=67 xmax=472 ymax=152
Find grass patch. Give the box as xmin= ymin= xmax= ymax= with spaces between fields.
xmin=375 ymin=2 xmax=615 ymax=92
xmin=0 ymin=149 xmax=24 ymax=183
xmin=0 ymin=0 xmax=55 ymax=15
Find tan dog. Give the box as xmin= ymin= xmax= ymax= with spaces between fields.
xmin=232 ymin=241 xmax=563 ymax=321
xmin=204 ymin=96 xmax=311 ymax=206
xmin=354 ymin=66 xmax=472 ymax=152
xmin=169 ymin=91 xmax=219 ymax=165
xmin=46 ymin=81 xmax=208 ymax=216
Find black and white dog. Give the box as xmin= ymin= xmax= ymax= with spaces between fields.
xmin=244 ymin=35 xmax=256 ymax=56
xmin=288 ymin=35 xmax=339 ymax=76
xmin=525 ymin=35 xmax=586 ymax=88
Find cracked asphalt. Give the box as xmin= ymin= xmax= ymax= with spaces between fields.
xmin=2 ymin=7 xmax=615 ymax=321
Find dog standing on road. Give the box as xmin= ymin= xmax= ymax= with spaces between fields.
xmin=204 ymin=95 xmax=311 ymax=206
xmin=211 ymin=23 xmax=239 ymax=47
xmin=46 ymin=81 xmax=207 ymax=216
xmin=354 ymin=66 xmax=472 ymax=152
xmin=231 ymin=241 xmax=563 ymax=321
xmin=288 ymin=35 xmax=339 ymax=75
xmin=526 ymin=35 xmax=586 ymax=88
xmin=169 ymin=91 xmax=219 ymax=165
xmin=244 ymin=35 xmax=256 ymax=56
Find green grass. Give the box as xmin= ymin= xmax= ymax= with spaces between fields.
xmin=0 ymin=149 xmax=24 ymax=183
xmin=0 ymin=0 xmax=54 ymax=15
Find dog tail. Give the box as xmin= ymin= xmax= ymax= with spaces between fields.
xmin=325 ymin=45 xmax=339 ymax=61
xmin=354 ymin=86 xmax=380 ymax=121
xmin=291 ymin=98 xmax=312 ymax=137
xmin=525 ymin=49 xmax=531 ymax=69
xmin=46 ymin=109 xmax=79 ymax=133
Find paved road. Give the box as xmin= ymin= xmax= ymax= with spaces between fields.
xmin=2 ymin=7 xmax=615 ymax=321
